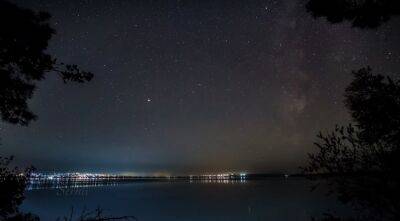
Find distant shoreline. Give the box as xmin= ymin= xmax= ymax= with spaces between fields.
xmin=27 ymin=173 xmax=309 ymax=189
xmin=29 ymin=172 xmax=304 ymax=182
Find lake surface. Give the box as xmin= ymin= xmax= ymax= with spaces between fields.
xmin=22 ymin=178 xmax=353 ymax=221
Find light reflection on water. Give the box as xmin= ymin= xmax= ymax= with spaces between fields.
xmin=29 ymin=179 xmax=249 ymax=197
xmin=23 ymin=178 xmax=354 ymax=221
xmin=27 ymin=178 xmax=248 ymax=190
xmin=27 ymin=181 xmax=121 ymax=190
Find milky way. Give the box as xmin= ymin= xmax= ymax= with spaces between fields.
xmin=2 ymin=0 xmax=400 ymax=174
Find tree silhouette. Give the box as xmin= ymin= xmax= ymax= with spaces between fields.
xmin=1 ymin=1 xmax=134 ymax=220
xmin=305 ymin=68 xmax=400 ymax=220
xmin=345 ymin=67 xmax=400 ymax=153
xmin=306 ymin=0 xmax=400 ymax=28
xmin=0 ymin=1 xmax=93 ymax=220
xmin=0 ymin=156 xmax=35 ymax=220
xmin=0 ymin=0 xmax=93 ymax=127
xmin=305 ymin=1 xmax=400 ymax=219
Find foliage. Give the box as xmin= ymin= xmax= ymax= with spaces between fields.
xmin=0 ymin=156 xmax=33 ymax=220
xmin=0 ymin=1 xmax=94 ymax=220
xmin=345 ymin=67 xmax=400 ymax=156
xmin=5 ymin=213 xmax=40 ymax=221
xmin=306 ymin=0 xmax=400 ymax=29
xmin=57 ymin=207 xmax=137 ymax=221
xmin=305 ymin=68 xmax=400 ymax=220
xmin=304 ymin=124 xmax=377 ymax=174
xmin=0 ymin=0 xmax=93 ymax=127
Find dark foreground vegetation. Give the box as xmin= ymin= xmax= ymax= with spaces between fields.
xmin=0 ymin=0 xmax=131 ymax=220
xmin=305 ymin=67 xmax=400 ymax=221
xmin=305 ymin=1 xmax=400 ymax=220
xmin=1 ymin=0 xmax=400 ymax=220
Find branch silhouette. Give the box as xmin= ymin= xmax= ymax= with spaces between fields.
xmin=0 ymin=0 xmax=93 ymax=127
xmin=306 ymin=0 xmax=400 ymax=29
xmin=305 ymin=68 xmax=400 ymax=220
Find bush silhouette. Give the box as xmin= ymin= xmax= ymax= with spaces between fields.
xmin=305 ymin=68 xmax=400 ymax=220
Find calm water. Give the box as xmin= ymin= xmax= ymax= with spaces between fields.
xmin=22 ymin=178 xmax=352 ymax=221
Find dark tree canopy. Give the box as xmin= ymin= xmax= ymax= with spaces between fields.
xmin=306 ymin=0 xmax=400 ymax=29
xmin=305 ymin=68 xmax=400 ymax=220
xmin=306 ymin=1 xmax=400 ymax=218
xmin=0 ymin=0 xmax=93 ymax=126
xmin=306 ymin=68 xmax=400 ymax=173
xmin=0 ymin=1 xmax=94 ymax=220
xmin=0 ymin=156 xmax=33 ymax=220
xmin=345 ymin=67 xmax=400 ymax=151
xmin=0 ymin=1 xmax=131 ymax=220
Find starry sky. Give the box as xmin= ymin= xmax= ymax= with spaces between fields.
xmin=1 ymin=0 xmax=400 ymax=175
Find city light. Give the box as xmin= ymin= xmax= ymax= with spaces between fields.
xmin=28 ymin=172 xmax=248 ymax=183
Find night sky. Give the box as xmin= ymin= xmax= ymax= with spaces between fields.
xmin=2 ymin=0 xmax=400 ymax=175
